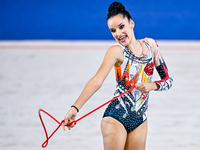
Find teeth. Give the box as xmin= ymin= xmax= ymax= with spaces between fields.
xmin=119 ymin=35 xmax=125 ymax=40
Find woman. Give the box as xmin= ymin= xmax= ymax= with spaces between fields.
xmin=62 ymin=1 xmax=173 ymax=150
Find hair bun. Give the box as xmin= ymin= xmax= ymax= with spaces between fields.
xmin=108 ymin=1 xmax=125 ymax=12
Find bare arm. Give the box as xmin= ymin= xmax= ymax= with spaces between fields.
xmin=63 ymin=45 xmax=124 ymax=129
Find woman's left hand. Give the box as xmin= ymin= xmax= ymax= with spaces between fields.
xmin=136 ymin=82 xmax=159 ymax=93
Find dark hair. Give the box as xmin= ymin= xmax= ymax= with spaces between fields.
xmin=106 ymin=2 xmax=132 ymax=22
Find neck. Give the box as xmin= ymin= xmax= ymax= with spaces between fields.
xmin=126 ymin=34 xmax=143 ymax=56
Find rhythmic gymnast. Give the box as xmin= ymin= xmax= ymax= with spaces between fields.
xmin=62 ymin=1 xmax=173 ymax=150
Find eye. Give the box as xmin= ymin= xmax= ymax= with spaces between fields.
xmin=119 ymin=25 xmax=125 ymax=29
xmin=110 ymin=29 xmax=116 ymax=33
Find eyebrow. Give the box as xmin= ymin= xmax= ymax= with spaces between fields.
xmin=118 ymin=22 xmax=124 ymax=27
xmin=109 ymin=22 xmax=124 ymax=30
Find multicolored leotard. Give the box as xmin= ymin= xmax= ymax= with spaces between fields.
xmin=103 ymin=38 xmax=173 ymax=133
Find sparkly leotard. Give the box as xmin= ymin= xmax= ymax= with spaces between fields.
xmin=103 ymin=38 xmax=173 ymax=133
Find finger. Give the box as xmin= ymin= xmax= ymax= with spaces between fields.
xmin=136 ymin=85 xmax=142 ymax=90
xmin=62 ymin=125 xmax=66 ymax=131
xmin=136 ymin=84 xmax=143 ymax=90
xmin=70 ymin=122 xmax=76 ymax=128
xmin=63 ymin=119 xmax=70 ymax=125
xmin=136 ymin=87 xmax=145 ymax=93
xmin=135 ymin=84 xmax=140 ymax=89
xmin=63 ymin=120 xmax=71 ymax=130
xmin=67 ymin=120 xmax=75 ymax=127
xmin=66 ymin=121 xmax=76 ymax=130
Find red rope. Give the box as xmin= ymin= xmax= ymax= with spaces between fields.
xmin=38 ymin=85 xmax=136 ymax=148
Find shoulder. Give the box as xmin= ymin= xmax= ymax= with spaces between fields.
xmin=106 ymin=44 xmax=124 ymax=58
xmin=107 ymin=44 xmax=124 ymax=53
xmin=143 ymin=37 xmax=159 ymax=53
xmin=144 ymin=38 xmax=158 ymax=47
xmin=104 ymin=44 xmax=124 ymax=66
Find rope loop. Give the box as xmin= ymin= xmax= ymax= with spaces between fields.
xmin=38 ymin=85 xmax=136 ymax=148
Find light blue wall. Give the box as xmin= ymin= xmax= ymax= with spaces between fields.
xmin=0 ymin=0 xmax=199 ymax=40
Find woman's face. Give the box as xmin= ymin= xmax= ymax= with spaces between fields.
xmin=107 ymin=14 xmax=134 ymax=46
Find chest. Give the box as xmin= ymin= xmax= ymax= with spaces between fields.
xmin=114 ymin=44 xmax=154 ymax=83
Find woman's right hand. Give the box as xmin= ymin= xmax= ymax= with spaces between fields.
xmin=62 ymin=107 xmax=78 ymax=131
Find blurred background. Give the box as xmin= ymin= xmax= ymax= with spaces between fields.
xmin=0 ymin=0 xmax=200 ymax=40
xmin=0 ymin=1 xmax=200 ymax=150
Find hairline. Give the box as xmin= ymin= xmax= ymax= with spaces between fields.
xmin=107 ymin=13 xmax=131 ymax=23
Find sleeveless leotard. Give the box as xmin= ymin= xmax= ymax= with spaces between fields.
xmin=103 ymin=38 xmax=173 ymax=133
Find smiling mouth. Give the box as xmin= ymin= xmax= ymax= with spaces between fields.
xmin=118 ymin=35 xmax=127 ymax=43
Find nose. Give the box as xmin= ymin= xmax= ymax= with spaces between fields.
xmin=116 ymin=29 xmax=121 ymax=36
